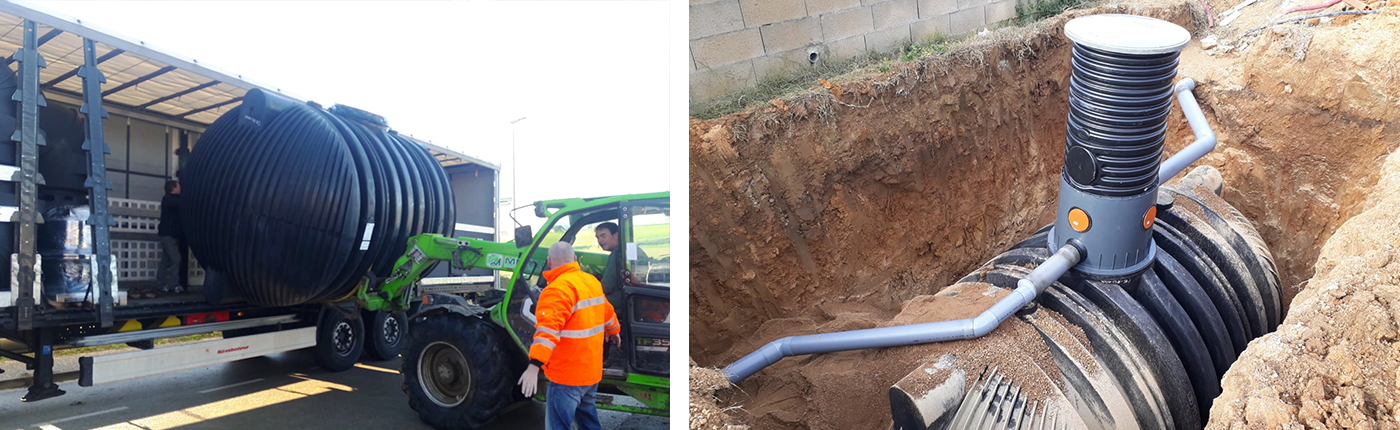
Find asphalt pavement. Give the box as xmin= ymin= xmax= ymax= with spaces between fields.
xmin=0 ymin=349 xmax=668 ymax=430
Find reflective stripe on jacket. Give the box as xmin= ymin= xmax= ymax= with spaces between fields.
xmin=528 ymin=262 xmax=620 ymax=386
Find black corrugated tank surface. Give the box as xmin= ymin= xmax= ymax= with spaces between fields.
xmin=182 ymin=89 xmax=454 ymax=307
xmin=1063 ymin=44 xmax=1179 ymax=196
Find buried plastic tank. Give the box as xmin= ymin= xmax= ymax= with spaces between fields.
xmin=892 ymin=16 xmax=1283 ymax=430
xmin=720 ymin=14 xmax=1283 ymax=430
xmin=181 ymin=89 xmax=454 ymax=307
xmin=885 ymin=173 xmax=1281 ymax=430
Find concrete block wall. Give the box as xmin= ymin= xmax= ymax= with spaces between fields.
xmin=691 ymin=0 xmax=1022 ymax=101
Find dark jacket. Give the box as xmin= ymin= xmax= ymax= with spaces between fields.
xmin=601 ymin=246 xmax=648 ymax=314
xmin=158 ymin=194 xmax=182 ymax=239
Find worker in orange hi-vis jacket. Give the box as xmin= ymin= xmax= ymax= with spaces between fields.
xmin=518 ymin=241 xmax=621 ymax=430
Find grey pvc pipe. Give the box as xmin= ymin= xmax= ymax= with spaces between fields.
xmin=1158 ymin=78 xmax=1217 ymax=185
xmin=722 ymin=244 xmax=1083 ymax=383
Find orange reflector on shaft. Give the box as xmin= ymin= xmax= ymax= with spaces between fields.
xmin=1068 ymin=207 xmax=1091 ymax=232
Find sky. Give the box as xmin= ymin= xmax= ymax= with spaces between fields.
xmin=27 ymin=1 xmax=673 ymax=230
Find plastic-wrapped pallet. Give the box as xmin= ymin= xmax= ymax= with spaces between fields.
xmin=37 ymin=205 xmax=118 ymax=304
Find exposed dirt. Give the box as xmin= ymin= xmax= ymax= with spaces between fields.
xmin=691 ymin=362 xmax=744 ymax=430
xmin=689 ymin=1 xmax=1400 ymax=429
xmin=1167 ymin=5 xmax=1400 ymax=309
xmin=1204 ymin=12 xmax=1400 ymax=428
xmin=884 ymin=284 xmax=1102 ymax=405
xmin=1207 ymin=144 xmax=1400 ymax=430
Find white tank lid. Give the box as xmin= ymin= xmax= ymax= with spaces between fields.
xmin=1064 ymin=14 xmax=1190 ymax=55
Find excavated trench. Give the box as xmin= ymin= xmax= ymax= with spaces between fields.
xmin=689 ymin=2 xmax=1400 ymax=429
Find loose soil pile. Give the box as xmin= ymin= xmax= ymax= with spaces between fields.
xmin=690 ymin=1 xmax=1400 ymax=429
xmin=691 ymin=362 xmax=742 ymax=430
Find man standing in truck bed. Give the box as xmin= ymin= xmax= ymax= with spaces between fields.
xmin=157 ymin=180 xmax=185 ymax=294
xmin=518 ymin=241 xmax=621 ymax=430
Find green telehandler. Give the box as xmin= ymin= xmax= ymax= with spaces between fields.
xmin=353 ymin=191 xmax=671 ymax=429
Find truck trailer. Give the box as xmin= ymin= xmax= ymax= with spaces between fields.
xmin=0 ymin=1 xmax=502 ymax=402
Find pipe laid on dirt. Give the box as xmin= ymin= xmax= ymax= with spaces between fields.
xmin=1157 ymin=78 xmax=1217 ymax=185
xmin=721 ymin=244 xmax=1083 ymax=383
xmin=1244 ymin=9 xmax=1381 ymax=34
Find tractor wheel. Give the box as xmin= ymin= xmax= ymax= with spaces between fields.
xmin=313 ymin=309 xmax=365 ymax=372
xmin=401 ymin=314 xmax=518 ymax=429
xmin=363 ymin=309 xmax=409 ymax=361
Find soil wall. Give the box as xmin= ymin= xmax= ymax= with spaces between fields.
xmin=1201 ymin=9 xmax=1400 ymax=429
xmin=1165 ymin=7 xmax=1400 ymax=309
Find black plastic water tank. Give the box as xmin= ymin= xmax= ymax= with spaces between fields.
xmin=888 ymin=182 xmax=1282 ymax=430
xmin=182 ymin=89 xmax=454 ymax=307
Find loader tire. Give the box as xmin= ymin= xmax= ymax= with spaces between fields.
xmin=401 ymin=314 xmax=516 ymax=429
xmin=313 ymin=309 xmax=364 ymax=372
xmin=363 ymin=310 xmax=409 ymax=361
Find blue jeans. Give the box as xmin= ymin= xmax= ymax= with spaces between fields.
xmin=546 ymin=381 xmax=600 ymax=430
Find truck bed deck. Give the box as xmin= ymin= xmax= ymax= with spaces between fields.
xmin=2 ymin=287 xmax=258 ymax=331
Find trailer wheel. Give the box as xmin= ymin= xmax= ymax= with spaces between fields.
xmin=313 ymin=309 xmax=364 ymax=372
xmin=364 ymin=310 xmax=409 ymax=361
xmin=401 ymin=314 xmax=515 ymax=429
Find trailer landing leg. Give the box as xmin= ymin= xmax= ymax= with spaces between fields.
xmin=23 ymin=329 xmax=65 ymax=402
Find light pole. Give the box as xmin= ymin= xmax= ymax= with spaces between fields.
xmin=510 ymin=116 xmax=527 ymax=218
xmin=497 ymin=197 xmax=514 ymax=239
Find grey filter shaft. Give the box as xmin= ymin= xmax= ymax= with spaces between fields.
xmin=1051 ymin=14 xmax=1209 ymax=277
